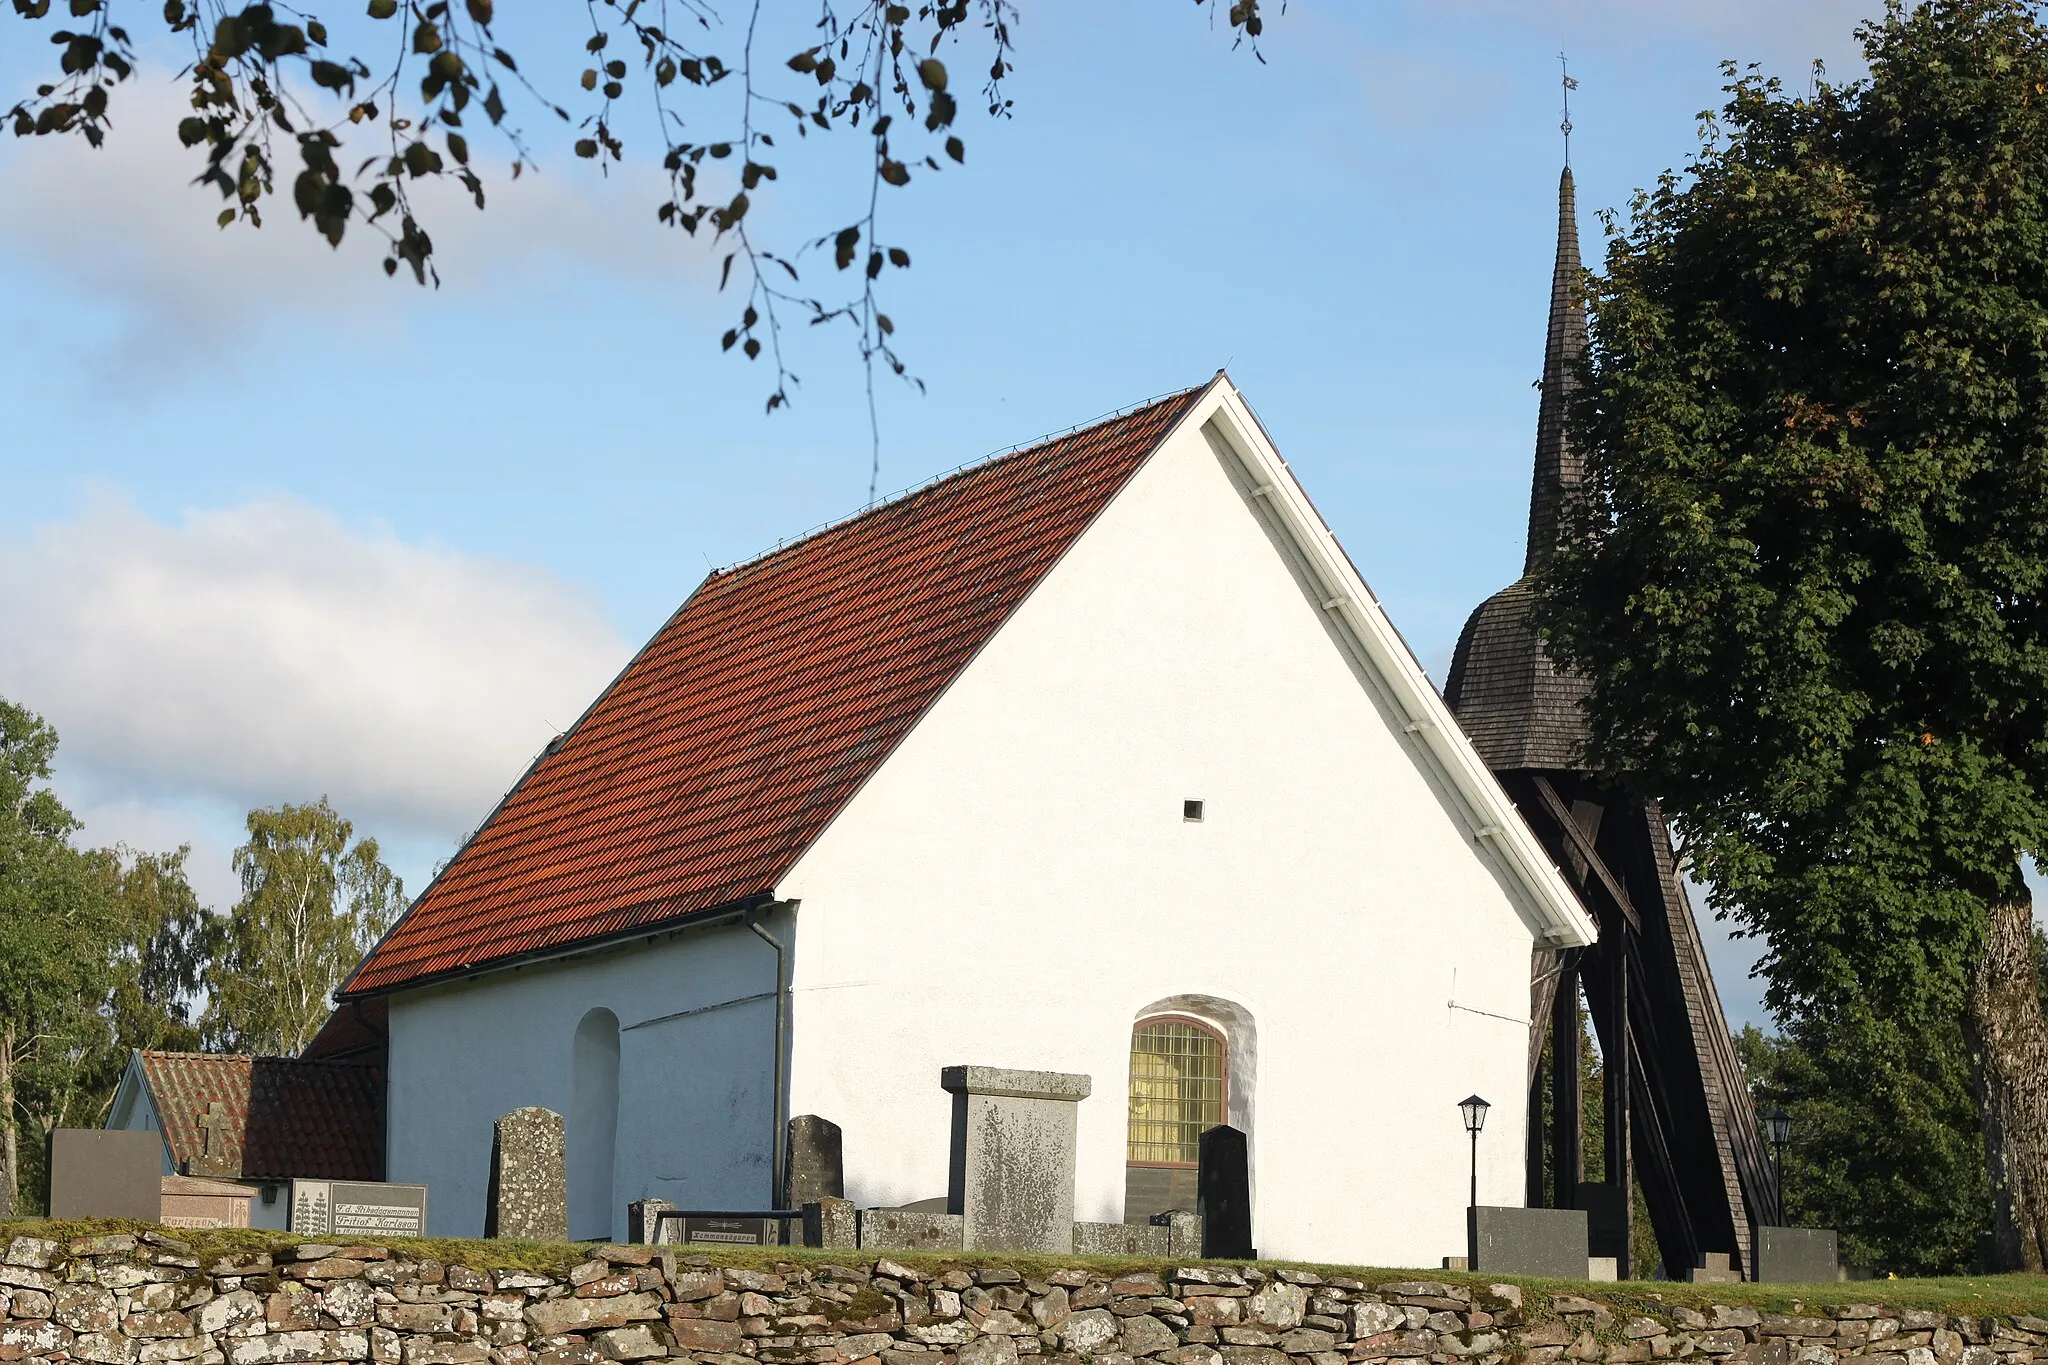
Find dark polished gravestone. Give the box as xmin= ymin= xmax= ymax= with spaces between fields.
xmin=484 ymin=1106 xmax=568 ymax=1241
xmin=784 ymin=1114 xmax=844 ymax=1208
xmin=1755 ymin=1226 xmax=1841 ymax=1283
xmin=1577 ymin=1181 xmax=1630 ymax=1264
xmin=46 ymin=1129 xmax=161 ymax=1220
xmin=678 ymin=1214 xmax=783 ymax=1246
xmin=1468 ymin=1205 xmax=1589 ymax=1278
xmin=1197 ymin=1124 xmax=1254 ymax=1260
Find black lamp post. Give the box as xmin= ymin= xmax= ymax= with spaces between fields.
xmin=1764 ymin=1107 xmax=1792 ymax=1224
xmin=1459 ymin=1094 xmax=1491 ymax=1209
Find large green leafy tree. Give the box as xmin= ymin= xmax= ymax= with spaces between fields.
xmin=205 ymin=798 xmax=403 ymax=1056
xmin=1538 ymin=0 xmax=2048 ymax=1269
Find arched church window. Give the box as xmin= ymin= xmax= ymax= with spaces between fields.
xmin=1127 ymin=1015 xmax=1226 ymax=1166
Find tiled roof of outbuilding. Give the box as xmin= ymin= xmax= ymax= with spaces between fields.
xmin=136 ymin=1050 xmax=383 ymax=1181
xmin=343 ymin=384 xmax=1211 ymax=997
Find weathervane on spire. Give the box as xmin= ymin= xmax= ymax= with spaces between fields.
xmin=1560 ymin=52 xmax=1578 ymax=166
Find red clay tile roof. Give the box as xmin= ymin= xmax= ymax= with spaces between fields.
xmin=344 ymin=385 xmax=1211 ymax=997
xmin=137 ymin=1050 xmax=384 ymax=1181
xmin=301 ymin=997 xmax=387 ymax=1063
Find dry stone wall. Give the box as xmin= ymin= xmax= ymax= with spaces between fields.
xmin=1 ymin=1232 xmax=2043 ymax=1365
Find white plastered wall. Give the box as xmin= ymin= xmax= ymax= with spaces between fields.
xmin=777 ymin=395 xmax=1546 ymax=1268
xmin=384 ymin=913 xmax=783 ymax=1238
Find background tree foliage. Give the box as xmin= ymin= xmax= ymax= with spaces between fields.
xmin=1538 ymin=0 xmax=2048 ymax=1269
xmin=5 ymin=0 xmax=1265 ymax=414
xmin=0 ymin=692 xmax=402 ymax=1214
xmin=1732 ymin=931 xmax=2048 ymax=1277
xmin=204 ymin=798 xmax=404 ymax=1057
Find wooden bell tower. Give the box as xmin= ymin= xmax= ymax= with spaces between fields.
xmin=1442 ymin=164 xmax=1779 ymax=1280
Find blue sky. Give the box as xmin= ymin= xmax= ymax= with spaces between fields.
xmin=0 ymin=0 xmax=1889 ymax=1029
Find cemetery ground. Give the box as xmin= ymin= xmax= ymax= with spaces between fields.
xmin=3 ymin=1217 xmax=2048 ymax=1320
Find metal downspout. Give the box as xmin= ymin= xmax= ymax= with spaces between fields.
xmin=746 ymin=906 xmax=791 ymax=1207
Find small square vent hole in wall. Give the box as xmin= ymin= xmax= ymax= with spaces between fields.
xmin=1183 ymin=799 xmax=1204 ymax=822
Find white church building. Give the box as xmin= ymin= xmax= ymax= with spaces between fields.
xmin=337 ymin=375 xmax=1596 ymax=1265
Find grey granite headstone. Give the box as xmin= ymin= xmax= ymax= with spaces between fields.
xmin=1467 ymin=1205 xmax=1589 ymax=1277
xmin=857 ymin=1207 xmax=964 ymax=1251
xmin=485 ymin=1106 xmax=568 ymax=1242
xmin=46 ymin=1129 xmax=161 ymax=1220
xmin=1197 ymin=1124 xmax=1254 ymax=1259
xmin=1755 ymin=1226 xmax=1840 ymax=1283
xmin=785 ymin=1115 xmax=844 ymax=1207
xmin=1074 ymin=1221 xmax=1171 ymax=1256
xmin=1160 ymin=1208 xmax=1204 ymax=1258
xmin=627 ymin=1197 xmax=675 ymax=1245
xmin=1690 ymin=1251 xmax=1742 ymax=1284
xmin=942 ymin=1065 xmax=1090 ymax=1253
xmin=801 ymin=1197 xmax=858 ymax=1249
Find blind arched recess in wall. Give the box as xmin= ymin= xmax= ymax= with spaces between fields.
xmin=570 ymin=1008 xmax=621 ymax=1241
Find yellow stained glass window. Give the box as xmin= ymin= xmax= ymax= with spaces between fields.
xmin=1127 ymin=1017 xmax=1225 ymax=1166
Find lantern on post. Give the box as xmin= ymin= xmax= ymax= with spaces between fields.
xmin=1458 ymin=1094 xmax=1491 ymax=1210
xmin=1764 ymin=1107 xmax=1792 ymax=1224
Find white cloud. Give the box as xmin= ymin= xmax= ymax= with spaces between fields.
xmin=0 ymin=492 xmax=631 ymax=839
xmin=0 ymin=65 xmax=713 ymax=369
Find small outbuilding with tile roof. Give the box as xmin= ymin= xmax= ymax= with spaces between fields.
xmin=106 ymin=1049 xmax=385 ymax=1229
xmin=341 ymin=375 xmax=1595 ymax=1263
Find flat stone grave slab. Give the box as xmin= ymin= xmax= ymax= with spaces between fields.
xmin=47 ymin=1129 xmax=161 ymax=1220
xmin=1756 ymin=1226 xmax=1840 ymax=1283
xmin=1468 ymin=1205 xmax=1589 ymax=1278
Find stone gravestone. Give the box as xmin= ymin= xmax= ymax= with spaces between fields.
xmin=784 ymin=1114 xmax=844 ymax=1207
xmin=801 ymin=1196 xmax=858 ymax=1249
xmin=1197 ymin=1124 xmax=1254 ymax=1259
xmin=1690 ymin=1251 xmax=1742 ymax=1285
xmin=160 ymin=1175 xmax=252 ymax=1229
xmin=1467 ymin=1205 xmax=1588 ymax=1278
xmin=628 ymin=1198 xmax=675 ymax=1245
xmin=290 ymin=1179 xmax=428 ymax=1239
xmin=1756 ymin=1226 xmax=1841 ymax=1283
xmin=485 ymin=1106 xmax=568 ymax=1241
xmin=942 ymin=1065 xmax=1091 ymax=1253
xmin=46 ymin=1129 xmax=161 ymax=1220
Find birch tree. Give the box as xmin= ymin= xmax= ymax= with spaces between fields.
xmin=205 ymin=798 xmax=404 ymax=1056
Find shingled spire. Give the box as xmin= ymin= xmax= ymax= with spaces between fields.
xmin=1441 ymin=165 xmax=1593 ymax=772
xmin=1525 ymin=166 xmax=1588 ymax=575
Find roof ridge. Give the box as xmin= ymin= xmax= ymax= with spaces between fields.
xmin=140 ymin=1049 xmax=374 ymax=1067
xmin=707 ymin=384 xmax=1208 ymax=580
